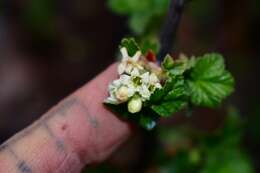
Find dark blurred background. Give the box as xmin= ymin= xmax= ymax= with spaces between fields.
xmin=0 ymin=0 xmax=260 ymax=173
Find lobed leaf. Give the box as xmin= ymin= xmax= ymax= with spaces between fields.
xmin=187 ymin=53 xmax=235 ymax=107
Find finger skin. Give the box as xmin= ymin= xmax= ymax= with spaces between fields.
xmin=0 ymin=63 xmax=132 ymax=173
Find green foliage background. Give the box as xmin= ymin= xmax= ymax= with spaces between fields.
xmin=85 ymin=107 xmax=255 ymax=173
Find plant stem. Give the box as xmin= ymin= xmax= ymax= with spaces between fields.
xmin=158 ymin=0 xmax=187 ymax=63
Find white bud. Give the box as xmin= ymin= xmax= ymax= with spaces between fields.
xmin=128 ymin=97 xmax=142 ymax=113
xmin=115 ymin=86 xmax=128 ymax=102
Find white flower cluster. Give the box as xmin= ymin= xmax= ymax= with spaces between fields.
xmin=105 ymin=47 xmax=162 ymax=113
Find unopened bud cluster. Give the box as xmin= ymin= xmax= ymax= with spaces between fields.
xmin=105 ymin=47 xmax=162 ymax=113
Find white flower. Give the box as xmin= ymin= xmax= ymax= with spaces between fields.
xmin=119 ymin=74 xmax=131 ymax=85
xmin=105 ymin=73 xmax=135 ymax=104
xmin=106 ymin=48 xmax=163 ymax=111
xmin=138 ymin=84 xmax=151 ymax=101
xmin=150 ymin=73 xmax=162 ymax=90
xmin=141 ymin=72 xmax=150 ymax=84
xmin=149 ymin=73 xmax=159 ymax=84
xmin=108 ymin=79 xmax=120 ymax=93
xmin=130 ymin=67 xmax=140 ymax=77
xmin=105 ymin=81 xmax=120 ymax=104
xmin=119 ymin=74 xmax=136 ymax=97
xmin=117 ymin=47 xmax=142 ymax=75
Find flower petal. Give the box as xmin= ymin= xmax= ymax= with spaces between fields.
xmin=132 ymin=51 xmax=141 ymax=62
xmin=139 ymin=85 xmax=151 ymax=100
xmin=131 ymin=68 xmax=140 ymax=77
xmin=141 ymin=72 xmax=150 ymax=84
xmin=118 ymin=63 xmax=126 ymax=74
xmin=104 ymin=96 xmax=119 ymax=104
xmin=120 ymin=47 xmax=129 ymax=59
xmin=120 ymin=74 xmax=131 ymax=85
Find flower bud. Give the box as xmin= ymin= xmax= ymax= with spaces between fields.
xmin=115 ymin=86 xmax=128 ymax=102
xmin=128 ymin=97 xmax=142 ymax=113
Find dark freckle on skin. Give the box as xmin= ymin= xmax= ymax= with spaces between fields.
xmin=17 ymin=161 xmax=32 ymax=173
xmin=61 ymin=124 xmax=68 ymax=131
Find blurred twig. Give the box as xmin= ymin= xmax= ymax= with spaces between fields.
xmin=158 ymin=0 xmax=190 ymax=62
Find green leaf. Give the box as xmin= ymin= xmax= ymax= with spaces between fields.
xmin=107 ymin=0 xmax=130 ymax=14
xmin=149 ymin=76 xmax=188 ymax=103
xmin=165 ymin=87 xmax=185 ymax=100
xmin=108 ymin=0 xmax=169 ymax=35
xmin=151 ymin=101 xmax=186 ymax=117
xmin=120 ymin=38 xmax=140 ymax=56
xmin=140 ymin=37 xmax=160 ymax=54
xmin=129 ymin=13 xmax=151 ymax=35
xmin=168 ymin=55 xmax=196 ymax=76
xmin=162 ymin=54 xmax=174 ymax=70
xmin=108 ymin=0 xmax=169 ymax=15
xmin=108 ymin=0 xmax=150 ymax=14
xmin=149 ymin=77 xmax=176 ymax=103
xmin=201 ymin=148 xmax=255 ymax=173
xmin=191 ymin=53 xmax=225 ymax=79
xmin=165 ymin=86 xmax=187 ymax=101
xmin=149 ymin=75 xmax=188 ymax=117
xmin=187 ymin=53 xmax=235 ymax=107
xmin=164 ymin=78 xmax=188 ymax=101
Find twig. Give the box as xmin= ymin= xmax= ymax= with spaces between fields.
xmin=158 ymin=0 xmax=187 ymax=63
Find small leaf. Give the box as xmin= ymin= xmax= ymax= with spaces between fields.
xmin=149 ymin=77 xmax=176 ymax=103
xmin=162 ymin=54 xmax=174 ymax=70
xmin=167 ymin=55 xmax=196 ymax=76
xmin=149 ymin=76 xmax=188 ymax=117
xmin=120 ymin=38 xmax=141 ymax=56
xmin=165 ymin=87 xmax=187 ymax=101
xmin=164 ymin=78 xmax=188 ymax=102
xmin=151 ymin=101 xmax=186 ymax=117
xmin=187 ymin=53 xmax=235 ymax=107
